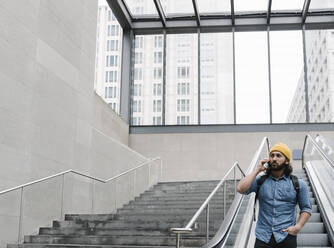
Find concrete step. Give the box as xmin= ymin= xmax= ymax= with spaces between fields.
xmin=38 ymin=227 xmax=217 ymax=237
xmin=24 ymin=235 xmax=208 ymax=247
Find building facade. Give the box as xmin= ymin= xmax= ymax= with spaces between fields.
xmin=287 ymin=30 xmax=334 ymax=123
xmin=95 ymin=0 xmax=123 ymax=114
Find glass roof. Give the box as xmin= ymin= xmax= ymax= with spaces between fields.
xmin=234 ymin=0 xmax=267 ymax=12
xmin=122 ymin=0 xmax=334 ymax=19
xmin=309 ymin=0 xmax=334 ymax=10
xmin=271 ymin=0 xmax=305 ymax=11
xmin=160 ymin=0 xmax=194 ymax=16
xmin=197 ymin=0 xmax=230 ymax=14
xmin=123 ymin=0 xmax=159 ymax=17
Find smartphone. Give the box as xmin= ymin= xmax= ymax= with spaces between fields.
xmin=263 ymin=162 xmax=271 ymax=169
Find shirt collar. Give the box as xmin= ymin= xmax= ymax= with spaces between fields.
xmin=269 ymin=173 xmax=288 ymax=181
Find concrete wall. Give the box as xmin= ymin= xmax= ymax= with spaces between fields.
xmin=130 ymin=130 xmax=334 ymax=182
xmin=0 ymin=1 xmax=155 ymax=246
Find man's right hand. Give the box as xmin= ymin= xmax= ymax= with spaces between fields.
xmin=256 ymin=159 xmax=269 ymax=173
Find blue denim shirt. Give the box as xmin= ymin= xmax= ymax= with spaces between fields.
xmin=245 ymin=174 xmax=312 ymax=244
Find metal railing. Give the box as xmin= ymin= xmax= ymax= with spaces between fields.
xmin=302 ymin=134 xmax=334 ymax=170
xmin=170 ymin=162 xmax=245 ymax=248
xmin=0 ymin=157 xmax=162 ymax=245
xmin=302 ymin=134 xmax=334 ymax=246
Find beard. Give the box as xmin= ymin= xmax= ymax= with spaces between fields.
xmin=270 ymin=163 xmax=286 ymax=171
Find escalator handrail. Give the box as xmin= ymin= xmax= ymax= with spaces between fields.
xmin=302 ymin=134 xmax=334 ymax=170
xmin=203 ymin=136 xmax=270 ymax=248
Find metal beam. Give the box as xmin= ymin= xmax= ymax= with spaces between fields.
xmin=230 ymin=0 xmax=235 ymax=26
xmin=192 ymin=0 xmax=201 ymax=26
xmin=106 ymin=0 xmax=132 ymax=30
xmin=130 ymin=123 xmax=334 ymax=134
xmin=131 ymin=13 xmax=334 ymax=34
xmin=153 ymin=0 xmax=167 ymax=28
xmin=267 ymin=0 xmax=272 ymax=25
xmin=267 ymin=27 xmax=272 ymax=123
xmin=197 ymin=29 xmax=201 ymax=124
xmin=302 ymin=0 xmax=312 ymax=24
xmin=302 ymin=26 xmax=310 ymax=123
xmin=162 ymin=30 xmax=167 ymax=125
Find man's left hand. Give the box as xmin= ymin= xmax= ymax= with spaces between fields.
xmin=282 ymin=225 xmax=301 ymax=236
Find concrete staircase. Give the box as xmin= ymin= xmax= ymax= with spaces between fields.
xmin=9 ymin=180 xmax=237 ymax=248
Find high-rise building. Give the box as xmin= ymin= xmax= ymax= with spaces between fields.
xmin=95 ymin=0 xmax=233 ymax=125
xmin=287 ymin=30 xmax=334 ymax=123
xmin=95 ymin=0 xmax=123 ymax=114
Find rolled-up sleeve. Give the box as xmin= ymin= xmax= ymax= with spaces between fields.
xmin=243 ymin=175 xmax=260 ymax=195
xmin=298 ymin=179 xmax=312 ymax=215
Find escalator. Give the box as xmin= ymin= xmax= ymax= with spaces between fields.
xmin=204 ymin=135 xmax=334 ymax=248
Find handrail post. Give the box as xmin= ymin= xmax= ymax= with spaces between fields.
xmin=18 ymin=187 xmax=24 ymax=243
xmin=206 ymin=203 xmax=210 ymax=243
xmin=160 ymin=159 xmax=163 ymax=182
xmin=176 ymin=233 xmax=181 ymax=248
xmin=133 ymin=170 xmax=136 ymax=198
xmin=234 ymin=166 xmax=236 ymax=195
xmin=224 ymin=181 xmax=226 ymax=217
xmin=91 ymin=179 xmax=95 ymax=214
xmin=60 ymin=174 xmax=65 ymax=219
xmin=114 ymin=180 xmax=117 ymax=211
xmin=148 ymin=162 xmax=151 ymax=188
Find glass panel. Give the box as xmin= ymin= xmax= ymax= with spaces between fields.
xmin=95 ymin=0 xmax=123 ymax=114
xmin=309 ymin=0 xmax=334 ymax=10
xmin=234 ymin=0 xmax=267 ymax=12
xmin=200 ymin=33 xmax=234 ymax=124
xmin=270 ymin=31 xmax=305 ymax=123
xmin=166 ymin=33 xmax=198 ymax=125
xmin=197 ymin=0 xmax=231 ymax=14
xmin=305 ymin=29 xmax=334 ymax=123
xmin=235 ymin=31 xmax=269 ymax=124
xmin=123 ymin=0 xmax=159 ymax=16
xmin=271 ymin=0 xmax=304 ymax=11
xmin=160 ymin=0 xmax=195 ymax=16
xmin=132 ymin=34 xmax=164 ymax=126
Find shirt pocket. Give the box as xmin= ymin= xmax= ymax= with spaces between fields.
xmin=278 ymin=183 xmax=296 ymax=202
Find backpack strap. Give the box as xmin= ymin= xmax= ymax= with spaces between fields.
xmin=253 ymin=174 xmax=268 ymax=221
xmin=290 ymin=174 xmax=300 ymax=204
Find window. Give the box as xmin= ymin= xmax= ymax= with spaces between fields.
xmin=106 ymin=56 xmax=109 ymax=67
xmin=105 ymin=71 xmax=108 ymax=82
xmin=111 ymin=40 xmax=119 ymax=51
xmin=111 ymin=25 xmax=119 ymax=36
xmin=154 ymin=36 xmax=163 ymax=48
xmin=177 ymin=116 xmax=190 ymax=125
xmin=135 ymin=36 xmax=144 ymax=48
xmin=153 ymin=116 xmax=162 ymax=125
xmin=134 ymin=68 xmax=143 ymax=80
xmin=154 ymin=51 xmax=163 ymax=63
xmin=177 ymin=99 xmax=190 ymax=112
xmin=107 ymin=40 xmax=110 ymax=51
xmin=110 ymin=55 xmax=118 ymax=67
xmin=153 ymin=83 xmax=162 ymax=96
xmin=135 ymin=52 xmax=143 ymax=64
xmin=108 ymin=71 xmax=117 ymax=82
xmin=177 ymin=83 xmax=190 ymax=95
xmin=107 ymin=25 xmax=111 ymax=36
xmin=153 ymin=67 xmax=162 ymax=80
xmin=177 ymin=66 xmax=190 ymax=78
xmin=132 ymin=117 xmax=142 ymax=125
xmin=133 ymin=100 xmax=142 ymax=112
xmin=134 ymin=84 xmax=142 ymax=96
xmin=105 ymin=87 xmax=108 ymax=98
xmin=153 ymin=100 xmax=162 ymax=112
xmin=108 ymin=10 xmax=111 ymax=21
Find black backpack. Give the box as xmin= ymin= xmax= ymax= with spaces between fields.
xmin=253 ymin=174 xmax=300 ymax=221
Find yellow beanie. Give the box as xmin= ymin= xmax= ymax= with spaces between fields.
xmin=270 ymin=142 xmax=291 ymax=161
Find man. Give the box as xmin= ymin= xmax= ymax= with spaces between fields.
xmin=237 ymin=142 xmax=312 ymax=248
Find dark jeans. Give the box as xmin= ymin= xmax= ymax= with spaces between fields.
xmin=254 ymin=234 xmax=297 ymax=248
